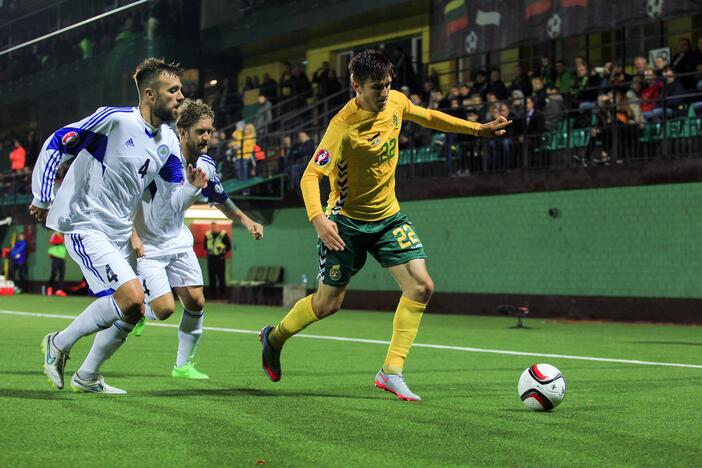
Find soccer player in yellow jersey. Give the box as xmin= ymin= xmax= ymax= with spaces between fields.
xmin=259 ymin=50 xmax=511 ymax=401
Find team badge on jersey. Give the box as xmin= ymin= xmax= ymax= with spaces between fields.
xmin=314 ymin=149 xmax=330 ymax=166
xmin=62 ymin=131 xmax=80 ymax=148
xmin=214 ymin=183 xmax=224 ymax=194
xmin=329 ymin=264 xmax=341 ymax=281
xmin=392 ymin=113 xmax=399 ymax=129
xmin=157 ymin=144 xmax=170 ymax=158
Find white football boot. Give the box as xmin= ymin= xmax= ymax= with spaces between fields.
xmin=374 ymin=369 xmax=422 ymax=401
xmin=41 ymin=332 xmax=69 ymax=390
xmin=70 ymin=373 xmax=127 ymax=394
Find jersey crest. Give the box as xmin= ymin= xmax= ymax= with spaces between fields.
xmin=314 ymin=149 xmax=331 ymax=166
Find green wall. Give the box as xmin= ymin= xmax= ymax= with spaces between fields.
xmin=230 ymin=182 xmax=702 ymax=299
xmin=5 ymin=182 xmax=700 ymax=299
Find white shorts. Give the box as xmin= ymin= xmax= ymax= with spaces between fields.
xmin=65 ymin=232 xmax=137 ymax=297
xmin=137 ymin=250 xmax=203 ymax=302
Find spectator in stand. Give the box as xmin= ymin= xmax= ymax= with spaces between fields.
xmin=538 ymin=55 xmax=557 ymax=87
xmin=46 ymin=230 xmax=67 ymax=297
xmin=277 ymin=135 xmax=294 ymax=175
xmin=543 ymin=86 xmax=567 ymax=132
xmin=633 ymin=56 xmax=648 ymax=78
xmin=586 ymin=94 xmax=615 ymax=165
xmin=312 ymin=61 xmax=332 ymax=100
xmin=487 ymin=68 xmax=509 ymax=100
xmin=260 ymin=73 xmax=278 ymax=102
xmin=555 ymin=59 xmax=574 ymax=94
xmin=25 ymin=130 xmax=39 ymax=167
xmin=654 ymin=55 xmax=669 ymax=78
xmin=326 ymin=69 xmax=345 ymax=108
xmin=532 ymin=77 xmax=547 ymax=110
xmin=391 ymin=47 xmax=417 ymax=91
xmin=571 ymin=62 xmax=601 ymax=124
xmin=469 ymin=70 xmax=489 ymax=100
xmin=511 ymin=90 xmax=525 ymax=119
xmin=509 ymin=64 xmax=533 ymax=97
xmin=400 ymin=85 xmax=411 ymax=98
xmin=671 ymin=38 xmax=697 ymax=89
xmin=658 ymin=67 xmax=688 ymax=118
xmin=10 ymin=232 xmax=28 ymax=293
xmin=9 ymin=138 xmax=26 ymax=173
xmin=254 ymin=94 xmax=273 ymax=135
xmin=290 ymin=130 xmax=315 ymax=189
xmin=517 ymin=96 xmax=546 ymax=165
xmin=641 ymin=67 xmax=664 ymax=121
xmin=243 ymin=76 xmax=255 ymax=91
xmin=253 ymin=141 xmax=267 ymax=177
xmin=420 ymin=79 xmax=435 ymax=104
xmin=252 ymin=76 xmax=261 ymax=89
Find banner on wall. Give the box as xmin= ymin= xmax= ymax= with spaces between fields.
xmin=430 ymin=0 xmax=702 ymax=61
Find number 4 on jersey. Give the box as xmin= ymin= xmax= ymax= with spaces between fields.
xmin=138 ymin=159 xmax=150 ymax=178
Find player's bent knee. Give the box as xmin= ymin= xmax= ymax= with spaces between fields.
xmin=414 ymin=279 xmax=434 ymax=303
xmin=153 ymin=307 xmax=175 ymax=321
xmin=114 ymin=280 xmax=146 ymax=317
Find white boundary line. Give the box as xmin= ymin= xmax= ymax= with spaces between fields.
xmin=2 ymin=309 xmax=701 ymax=370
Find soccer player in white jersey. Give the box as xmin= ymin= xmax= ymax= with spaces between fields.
xmin=130 ymin=98 xmax=263 ymax=379
xmin=30 ymin=58 xmax=207 ymax=394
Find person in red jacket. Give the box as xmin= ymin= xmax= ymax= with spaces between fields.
xmin=46 ymin=231 xmax=67 ymax=297
xmin=9 ymin=138 xmax=26 ymax=173
xmin=641 ymin=68 xmax=663 ymax=119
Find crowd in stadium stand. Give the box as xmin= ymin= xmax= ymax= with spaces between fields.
xmin=2 ymin=34 xmax=702 ymax=191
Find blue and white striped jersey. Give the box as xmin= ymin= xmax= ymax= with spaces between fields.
xmin=31 ymin=107 xmax=181 ymax=253
xmin=134 ymin=153 xmax=228 ymax=257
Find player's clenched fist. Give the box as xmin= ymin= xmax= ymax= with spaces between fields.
xmin=28 ymin=204 xmax=48 ymax=222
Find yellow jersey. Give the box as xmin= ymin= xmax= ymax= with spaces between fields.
xmin=301 ymin=90 xmax=482 ymax=222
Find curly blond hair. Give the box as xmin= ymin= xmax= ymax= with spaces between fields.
xmin=176 ymin=98 xmax=215 ymax=130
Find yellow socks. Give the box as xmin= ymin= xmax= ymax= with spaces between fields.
xmin=269 ymin=294 xmax=318 ymax=349
xmin=383 ymin=296 xmax=427 ymax=375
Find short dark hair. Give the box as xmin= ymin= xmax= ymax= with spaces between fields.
xmin=176 ymin=98 xmax=214 ymax=130
xmin=133 ymin=57 xmax=183 ymax=96
xmin=348 ymin=50 xmax=394 ymax=85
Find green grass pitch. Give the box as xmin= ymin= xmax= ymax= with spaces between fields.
xmin=1 ymin=294 xmax=701 ymax=466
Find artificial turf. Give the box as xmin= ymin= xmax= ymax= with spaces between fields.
xmin=1 ymin=294 xmax=700 ymax=467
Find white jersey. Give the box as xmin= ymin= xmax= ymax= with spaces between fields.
xmin=134 ymin=154 xmax=227 ymax=257
xmin=31 ymin=106 xmax=181 ymax=254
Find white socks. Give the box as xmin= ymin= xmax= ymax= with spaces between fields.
xmin=53 ymin=296 xmax=123 ymax=353
xmin=76 ymin=320 xmax=134 ymax=381
xmin=176 ymin=309 xmax=204 ymax=367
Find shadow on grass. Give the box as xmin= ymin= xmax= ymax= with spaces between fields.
xmin=0 ymin=389 xmax=73 ymax=400
xmin=145 ymin=387 xmax=378 ymax=400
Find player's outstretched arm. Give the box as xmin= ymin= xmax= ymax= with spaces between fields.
xmin=215 ymin=199 xmax=264 ymax=240
xmin=476 ymin=115 xmax=512 ymax=137
xmin=402 ymin=92 xmax=511 ymax=138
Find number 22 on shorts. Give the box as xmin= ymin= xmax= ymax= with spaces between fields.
xmin=393 ymin=224 xmax=419 ymax=249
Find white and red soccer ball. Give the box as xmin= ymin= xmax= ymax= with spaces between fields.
xmin=518 ymin=363 xmax=567 ymax=411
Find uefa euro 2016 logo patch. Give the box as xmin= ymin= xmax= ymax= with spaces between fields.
xmin=62 ymin=131 xmax=80 ymax=148
xmin=157 ymin=144 xmax=170 ymax=158
xmin=314 ymin=149 xmax=330 ymax=166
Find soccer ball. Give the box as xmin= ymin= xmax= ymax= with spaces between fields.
xmin=646 ymin=0 xmax=663 ymax=18
xmin=464 ymin=31 xmax=478 ymax=54
xmin=546 ymin=13 xmax=561 ymax=39
xmin=518 ymin=364 xmax=566 ymax=411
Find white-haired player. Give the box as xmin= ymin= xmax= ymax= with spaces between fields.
xmin=131 ymin=98 xmax=263 ymax=379
xmin=32 ymin=58 xmax=208 ymax=394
